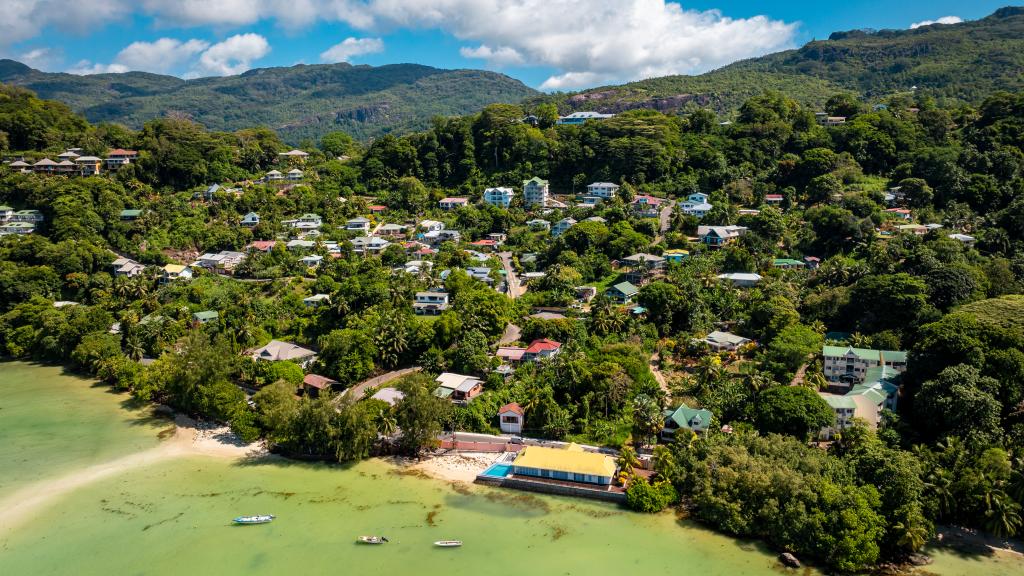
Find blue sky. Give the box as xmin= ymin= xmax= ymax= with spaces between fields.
xmin=1 ymin=1 xmax=1012 ymax=90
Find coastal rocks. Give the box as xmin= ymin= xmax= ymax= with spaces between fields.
xmin=778 ymin=552 xmax=801 ymax=568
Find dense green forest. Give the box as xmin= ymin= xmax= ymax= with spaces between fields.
xmin=1 ymin=78 xmax=1023 ymax=573
xmin=538 ymin=7 xmax=1024 ymax=117
xmin=0 ymin=60 xmax=537 ymax=142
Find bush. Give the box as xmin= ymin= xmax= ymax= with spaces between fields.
xmin=625 ymin=475 xmax=677 ymax=512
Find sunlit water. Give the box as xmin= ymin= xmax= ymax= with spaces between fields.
xmin=1 ymin=361 xmax=1021 ymax=575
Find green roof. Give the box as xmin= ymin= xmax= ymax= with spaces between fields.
xmin=120 ymin=209 xmax=142 ymax=217
xmin=666 ymin=404 xmax=713 ymax=432
xmin=433 ymin=386 xmax=454 ymax=399
xmin=610 ymin=281 xmax=639 ymax=296
xmin=822 ymin=394 xmax=857 ymax=410
xmin=822 ymin=345 xmax=907 ymax=363
xmin=0 ymin=205 xmax=12 ymax=211
xmin=523 ymin=176 xmax=549 ymax=185
xmin=192 ymin=311 xmax=219 ymax=321
xmin=773 ymin=258 xmax=804 ymax=267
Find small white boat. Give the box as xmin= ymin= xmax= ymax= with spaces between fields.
xmin=357 ymin=536 xmax=389 ymax=544
xmin=233 ymin=515 xmax=275 ymax=525
xmin=434 ymin=540 xmax=462 ymax=547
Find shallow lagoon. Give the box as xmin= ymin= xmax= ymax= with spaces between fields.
xmin=1 ymin=361 xmax=1021 ymax=575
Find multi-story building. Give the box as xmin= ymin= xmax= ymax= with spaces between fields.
xmin=483 ymin=187 xmax=515 ymax=208
xmin=822 ymin=345 xmax=907 ymax=384
xmin=522 ymin=177 xmax=550 ymax=207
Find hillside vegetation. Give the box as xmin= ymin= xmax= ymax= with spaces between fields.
xmin=544 ymin=7 xmax=1024 ymax=115
xmin=0 ymin=60 xmax=538 ymax=143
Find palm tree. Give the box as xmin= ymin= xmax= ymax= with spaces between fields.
xmin=694 ymin=355 xmax=724 ymax=395
xmin=376 ymin=409 xmax=398 ymax=437
xmin=804 ymin=370 xmax=829 ymax=391
xmin=618 ymin=445 xmax=640 ymax=476
xmin=984 ymin=488 xmax=1023 ymax=538
xmin=125 ymin=333 xmax=145 ymax=362
xmin=632 ymin=394 xmax=663 ymax=448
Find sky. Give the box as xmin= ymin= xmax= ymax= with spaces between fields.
xmin=0 ymin=1 xmax=1013 ymax=91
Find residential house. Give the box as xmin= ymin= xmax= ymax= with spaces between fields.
xmin=584 ymin=216 xmax=606 ymax=224
xmin=105 ymin=148 xmax=138 ymax=169
xmin=897 ymin=224 xmax=928 ymax=236
xmin=551 ymin=217 xmax=576 ymax=237
xmin=194 ymin=251 xmax=246 ymax=272
xmin=815 ymin=112 xmax=846 ymax=126
xmin=303 ymin=294 xmax=331 ymax=308
xmin=287 ymin=239 xmax=316 ymax=251
xmin=266 ymin=170 xmax=284 ymax=182
xmin=496 ymin=346 xmax=527 ymax=366
xmin=7 ymin=160 xmax=31 ymax=173
xmin=413 ymin=291 xmax=449 ymax=315
xmin=663 ymin=249 xmax=690 ymax=263
xmin=606 ymin=281 xmax=639 ymax=304
xmin=487 ymin=233 xmax=507 ymax=244
xmin=523 ymin=177 xmax=550 ymax=207
xmin=368 ymin=205 xmax=387 ymax=216
xmin=0 ymin=205 xmax=12 ymax=221
xmin=679 ymin=193 xmax=713 ymax=218
xmin=250 ymin=340 xmax=317 ymax=368
xmin=160 ymin=264 xmax=193 ymax=284
xmin=403 ymin=260 xmax=433 ymax=275
xmin=247 ymin=240 xmax=277 ymax=253
xmin=773 ymin=258 xmax=806 ymax=270
xmin=578 ymin=196 xmax=603 ymax=208
xmin=631 ymin=194 xmax=664 ymax=218
xmin=75 ymin=156 xmax=102 ymax=176
xmin=662 ymin=404 xmax=714 ymax=438
xmin=885 ymin=208 xmax=912 ymax=221
xmin=819 ymin=366 xmax=900 ymax=440
xmin=717 ymin=272 xmax=762 ymax=287
xmin=350 ymin=236 xmax=390 ymax=254
xmin=419 ymin=219 xmax=444 ymax=233
xmin=301 ymin=254 xmax=324 ymax=268
xmin=469 ymin=239 xmax=498 ymax=251
xmin=32 ymin=158 xmax=58 ymax=174
xmin=764 ymin=194 xmax=784 ymax=206
xmin=192 ymin=310 xmax=219 ymax=325
xmin=498 ymin=402 xmax=525 ymax=435
xmin=12 ymin=209 xmax=44 ymax=223
xmin=241 ymin=212 xmax=260 ymax=227
xmin=467 ymin=267 xmax=494 ymax=285
xmin=377 ymin=223 xmax=409 ymax=238
xmin=511 ymin=444 xmax=617 ymax=486
xmin=575 ymin=286 xmax=597 ymax=302
xmin=286 ymin=169 xmax=304 ymax=181
xmin=483 ymin=187 xmax=515 ymax=208
xmin=697 ymin=225 xmax=747 ymax=247
xmin=823 ymin=345 xmax=907 ymax=385
xmin=424 ymin=229 xmax=461 ymax=245
xmin=434 ymin=373 xmax=484 ymax=404
xmin=948 ymin=233 xmax=976 ymax=247
xmin=288 ymin=214 xmax=322 ymax=230
xmin=586 ymin=181 xmax=620 ymax=200
xmin=302 ymin=374 xmax=338 ymax=398
xmin=119 ymin=209 xmax=143 ymax=221
xmin=439 ymin=197 xmax=469 ymax=211
xmin=523 ymin=338 xmax=562 ymax=362
xmin=111 ymin=257 xmax=145 ymax=277
xmin=278 ymin=149 xmax=310 ymax=160
xmin=527 ymin=218 xmax=551 ymax=231
xmin=346 ymin=217 xmax=371 ymax=234
xmin=703 ymin=331 xmax=751 ymax=352
xmin=557 ymin=111 xmax=615 ymax=125
xmin=0 ymin=221 xmax=35 ymax=234
xmin=57 ymin=150 xmax=79 ymax=161
xmin=621 ymin=253 xmax=665 ymax=285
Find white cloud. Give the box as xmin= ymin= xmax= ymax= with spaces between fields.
xmin=18 ymin=47 xmax=58 ymax=69
xmin=320 ymin=37 xmax=384 ymax=63
xmin=67 ymin=60 xmax=130 ymax=75
xmin=114 ymin=38 xmax=210 ymax=74
xmin=194 ymin=33 xmax=271 ymax=75
xmin=910 ymin=15 xmax=963 ymax=29
xmin=459 ymin=45 xmax=524 ymax=67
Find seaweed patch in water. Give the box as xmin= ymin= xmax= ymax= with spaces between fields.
xmin=253 ymin=490 xmax=296 ymax=499
xmin=483 ymin=491 xmax=551 ymax=514
xmin=450 ymin=482 xmax=473 ymax=496
xmin=548 ymin=524 xmax=568 ymax=541
xmin=142 ymin=512 xmax=184 ymax=531
xmin=426 ymin=510 xmax=439 ymax=526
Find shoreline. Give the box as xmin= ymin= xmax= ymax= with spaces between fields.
xmin=0 ymin=411 xmax=265 ymax=535
xmin=388 ymin=451 xmax=499 ymax=483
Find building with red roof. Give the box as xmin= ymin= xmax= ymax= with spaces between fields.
xmin=523 ymin=338 xmax=562 ymax=361
xmin=498 ymin=402 xmax=525 ymax=434
xmin=303 ymin=374 xmax=338 ymax=397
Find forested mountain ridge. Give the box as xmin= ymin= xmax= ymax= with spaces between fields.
xmin=0 ymin=60 xmax=539 ymax=143
xmin=541 ymin=6 xmax=1024 ymax=115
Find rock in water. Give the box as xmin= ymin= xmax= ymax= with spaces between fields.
xmin=779 ymin=552 xmax=801 ymax=568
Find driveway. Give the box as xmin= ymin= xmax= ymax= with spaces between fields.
xmin=343 ymin=366 xmax=421 ymax=400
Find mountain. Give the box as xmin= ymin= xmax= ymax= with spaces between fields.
xmin=0 ymin=60 xmax=539 ymax=142
xmin=542 ymin=6 xmax=1024 ymax=115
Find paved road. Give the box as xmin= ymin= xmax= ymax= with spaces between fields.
xmin=498 ymin=323 xmax=521 ymax=346
xmin=649 ymin=351 xmax=670 ymax=395
xmin=343 ymin=366 xmax=421 ymax=400
xmin=655 ymin=205 xmax=674 ymax=244
xmin=498 ymin=251 xmax=524 ymax=298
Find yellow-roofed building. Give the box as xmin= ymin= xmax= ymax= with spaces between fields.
xmin=511 ymin=444 xmax=617 ymax=486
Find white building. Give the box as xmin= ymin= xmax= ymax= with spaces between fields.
xmin=551 ymin=217 xmax=577 ymax=237
xmin=413 ymin=291 xmax=449 ymax=315
xmin=346 ymin=217 xmax=371 ymax=234
xmin=679 ymin=192 xmax=713 ymax=218
xmin=498 ymin=402 xmax=524 ymax=434
xmin=557 ymin=111 xmax=615 ymax=125
xmin=822 ymin=346 xmax=908 ymax=385
xmin=522 ymin=177 xmax=550 ymax=207
xmin=586 ymin=182 xmax=620 ymax=199
xmin=483 ymin=187 xmax=515 ymax=208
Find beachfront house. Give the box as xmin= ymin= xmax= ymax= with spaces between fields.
xmin=413 ymin=291 xmax=449 ymax=315
xmin=434 ymin=372 xmax=484 ymax=404
xmin=250 ymin=340 xmax=317 ymax=368
xmin=662 ymin=404 xmax=714 ymax=438
xmin=498 ymin=402 xmax=525 ymax=435
xmin=511 ymin=444 xmax=617 ymax=485
xmin=822 ymin=345 xmax=908 ymax=385
xmin=523 ymin=177 xmax=550 ymax=207
xmin=483 ymin=187 xmax=515 ymax=208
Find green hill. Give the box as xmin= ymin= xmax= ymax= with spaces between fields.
xmin=0 ymin=60 xmax=538 ymax=143
xmin=542 ymin=6 xmax=1024 ymax=115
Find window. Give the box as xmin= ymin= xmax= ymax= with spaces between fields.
xmin=502 ymin=416 xmax=519 ymax=424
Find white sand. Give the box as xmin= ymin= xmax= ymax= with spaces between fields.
xmin=0 ymin=414 xmax=265 ymax=535
xmin=401 ymin=452 xmax=499 ymax=483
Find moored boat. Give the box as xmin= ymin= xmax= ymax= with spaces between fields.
xmin=434 ymin=540 xmax=462 ymax=547
xmin=233 ymin=515 xmax=275 ymax=525
xmin=357 ymin=536 xmax=389 ymax=544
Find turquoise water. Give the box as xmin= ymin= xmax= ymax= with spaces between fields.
xmin=480 ymin=463 xmax=512 ymax=478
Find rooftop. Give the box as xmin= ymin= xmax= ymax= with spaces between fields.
xmin=512 ymin=444 xmax=617 ymax=478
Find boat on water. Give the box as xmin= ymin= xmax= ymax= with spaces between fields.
xmin=233 ymin=515 xmax=275 ymax=525
xmin=434 ymin=540 xmax=462 ymax=547
xmin=357 ymin=536 xmax=389 ymax=544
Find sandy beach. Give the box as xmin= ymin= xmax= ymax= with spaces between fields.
xmin=398 ymin=452 xmax=499 ymax=483
xmin=0 ymin=412 xmax=265 ymax=534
